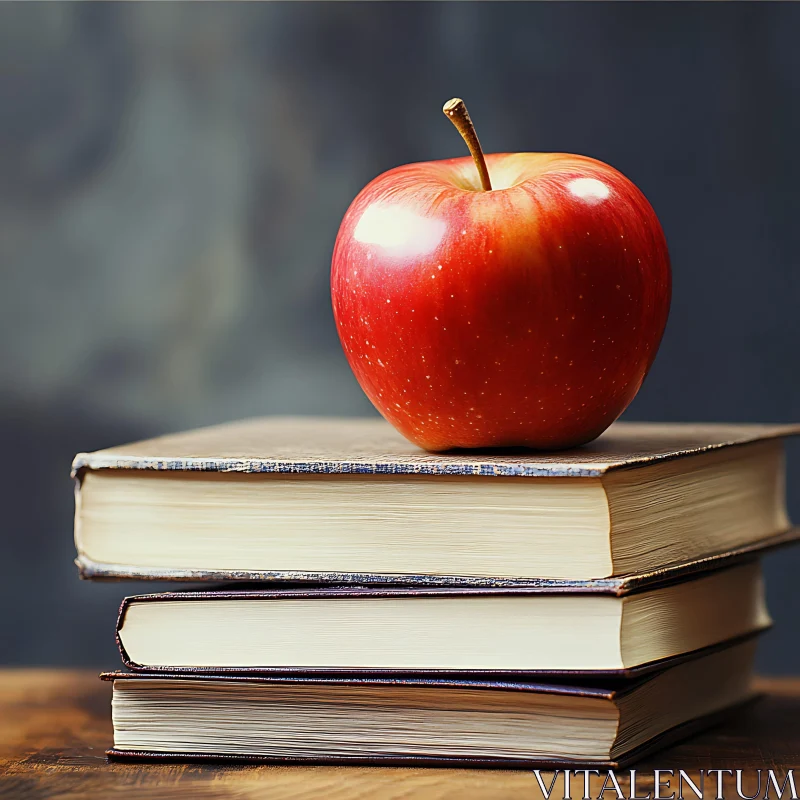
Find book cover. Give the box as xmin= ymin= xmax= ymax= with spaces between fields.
xmin=73 ymin=417 xmax=800 ymax=478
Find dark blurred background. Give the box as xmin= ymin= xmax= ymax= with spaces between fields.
xmin=1 ymin=2 xmax=799 ymax=672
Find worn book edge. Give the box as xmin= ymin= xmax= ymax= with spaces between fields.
xmin=71 ymin=419 xmax=800 ymax=479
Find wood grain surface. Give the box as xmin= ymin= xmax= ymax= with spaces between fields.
xmin=1 ymin=669 xmax=798 ymax=799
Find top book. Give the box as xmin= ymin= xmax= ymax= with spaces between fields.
xmin=73 ymin=417 xmax=797 ymax=585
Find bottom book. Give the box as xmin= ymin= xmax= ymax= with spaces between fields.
xmin=103 ymin=637 xmax=756 ymax=768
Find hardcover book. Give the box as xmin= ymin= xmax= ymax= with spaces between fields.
xmin=103 ymin=636 xmax=757 ymax=768
xmin=115 ymin=561 xmax=770 ymax=674
xmin=73 ymin=418 xmax=798 ymax=584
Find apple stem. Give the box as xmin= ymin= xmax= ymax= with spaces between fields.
xmin=442 ymin=98 xmax=493 ymax=191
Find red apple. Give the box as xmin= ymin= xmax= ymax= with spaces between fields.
xmin=331 ymin=100 xmax=670 ymax=451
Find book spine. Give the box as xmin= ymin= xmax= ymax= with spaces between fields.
xmin=115 ymin=596 xmax=141 ymax=671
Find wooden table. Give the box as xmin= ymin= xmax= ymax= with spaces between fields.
xmin=1 ymin=670 xmax=798 ymax=799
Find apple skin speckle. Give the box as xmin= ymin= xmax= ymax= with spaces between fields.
xmin=331 ymin=152 xmax=671 ymax=451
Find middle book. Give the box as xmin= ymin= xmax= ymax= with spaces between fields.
xmin=115 ymin=559 xmax=768 ymax=676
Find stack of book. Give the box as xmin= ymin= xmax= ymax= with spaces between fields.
xmin=73 ymin=417 xmax=798 ymax=767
